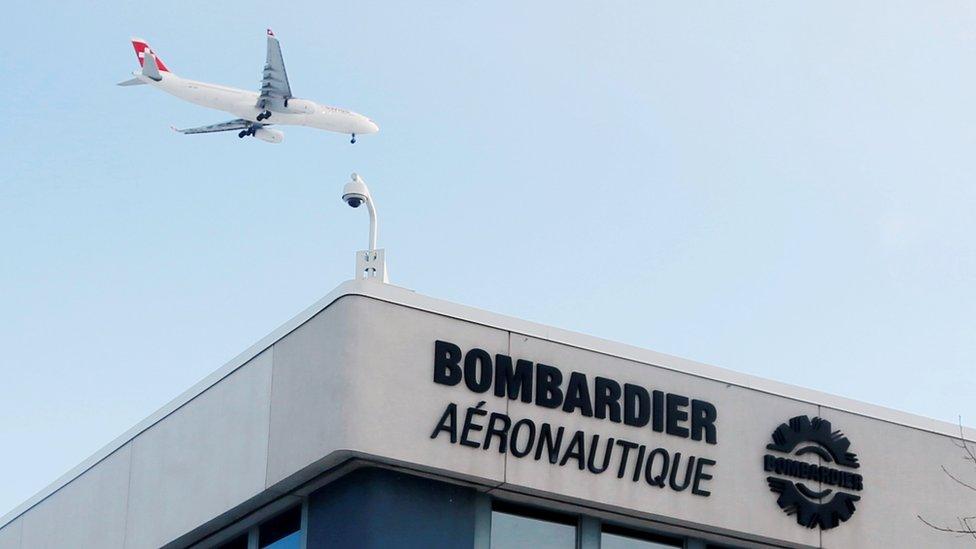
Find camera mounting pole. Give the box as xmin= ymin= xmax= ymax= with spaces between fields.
xmin=342 ymin=173 xmax=387 ymax=283
xmin=365 ymin=194 xmax=377 ymax=252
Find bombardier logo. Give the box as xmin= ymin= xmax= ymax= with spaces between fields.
xmin=764 ymin=416 xmax=864 ymax=530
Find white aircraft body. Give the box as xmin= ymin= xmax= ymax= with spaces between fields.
xmin=119 ymin=30 xmax=379 ymax=143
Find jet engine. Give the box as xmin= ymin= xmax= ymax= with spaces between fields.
xmin=253 ymin=128 xmax=284 ymax=143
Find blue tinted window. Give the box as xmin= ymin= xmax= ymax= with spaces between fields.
xmin=490 ymin=508 xmax=576 ymax=548
xmin=601 ymin=525 xmax=682 ymax=549
xmin=262 ymin=531 xmax=301 ymax=549
xmin=259 ymin=506 xmax=302 ymax=548
xmin=602 ymin=531 xmax=681 ymax=549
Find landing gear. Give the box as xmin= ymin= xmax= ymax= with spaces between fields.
xmin=256 ymin=110 xmax=272 ymax=121
xmin=238 ymin=127 xmax=256 ymax=139
xmin=350 ymin=133 xmax=356 ymax=144
xmin=238 ymin=130 xmax=247 ymax=138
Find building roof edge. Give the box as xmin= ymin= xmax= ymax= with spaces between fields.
xmin=3 ymin=279 xmax=972 ymax=528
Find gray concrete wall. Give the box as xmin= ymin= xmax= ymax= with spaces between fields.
xmin=1 ymin=283 xmax=973 ymax=548
xmin=0 ymin=347 xmax=277 ymax=549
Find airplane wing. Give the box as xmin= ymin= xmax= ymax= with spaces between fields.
xmin=256 ymin=29 xmax=292 ymax=111
xmin=172 ymin=119 xmax=257 ymax=134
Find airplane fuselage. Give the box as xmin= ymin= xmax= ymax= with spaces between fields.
xmin=134 ymin=72 xmax=379 ymax=136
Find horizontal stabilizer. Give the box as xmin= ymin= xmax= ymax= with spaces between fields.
xmin=116 ymin=77 xmax=146 ymax=87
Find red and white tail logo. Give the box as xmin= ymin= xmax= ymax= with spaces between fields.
xmin=131 ymin=38 xmax=169 ymax=72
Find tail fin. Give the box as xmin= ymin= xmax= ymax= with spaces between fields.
xmin=131 ymin=38 xmax=170 ymax=72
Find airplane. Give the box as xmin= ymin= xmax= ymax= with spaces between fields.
xmin=118 ymin=30 xmax=379 ymax=144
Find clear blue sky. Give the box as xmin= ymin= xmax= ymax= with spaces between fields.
xmin=2 ymin=1 xmax=974 ymax=516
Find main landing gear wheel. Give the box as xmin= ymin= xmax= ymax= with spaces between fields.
xmin=256 ymin=111 xmax=272 ymax=121
xmin=238 ymin=130 xmax=247 ymax=138
xmin=350 ymin=133 xmax=356 ymax=144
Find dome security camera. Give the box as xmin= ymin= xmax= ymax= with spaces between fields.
xmin=342 ymin=173 xmax=379 ymax=251
xmin=342 ymin=173 xmax=371 ymax=208
xmin=339 ymin=172 xmax=387 ymax=282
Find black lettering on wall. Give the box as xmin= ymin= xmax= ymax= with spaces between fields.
xmin=431 ymin=341 xmax=721 ymax=455
xmin=594 ymin=377 xmax=622 ymax=422
xmin=430 ymin=402 xmax=458 ymax=443
xmin=460 ymin=401 xmax=487 ymax=448
xmin=645 ymin=447 xmax=669 ymax=488
xmin=535 ymin=423 xmax=565 ymax=464
xmin=464 ymin=348 xmax=493 ymax=393
xmin=536 ymin=364 xmax=564 ymax=408
xmin=562 ymin=372 xmax=594 ymax=417
xmin=692 ymin=458 xmax=716 ymax=496
xmin=665 ymin=394 xmax=690 ymax=438
xmin=690 ymin=400 xmax=717 ymax=444
xmin=587 ymin=435 xmax=615 ymax=474
xmin=510 ymin=418 xmax=536 ymax=458
xmin=429 ymin=400 xmax=719 ymax=499
xmin=615 ymin=440 xmax=638 ymax=479
xmin=433 ymin=340 xmax=462 ymax=386
xmin=652 ymin=390 xmax=665 ymax=433
xmin=482 ymin=412 xmax=511 ymax=453
xmin=560 ymin=431 xmax=586 ymax=470
xmin=494 ymin=355 xmax=533 ymax=402
xmin=632 ymin=444 xmax=647 ymax=483
xmin=668 ymin=453 xmax=695 ymax=492
xmin=624 ymin=384 xmax=650 ymax=427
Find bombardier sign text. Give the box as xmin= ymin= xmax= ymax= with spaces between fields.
xmin=428 ymin=340 xmax=719 ymax=497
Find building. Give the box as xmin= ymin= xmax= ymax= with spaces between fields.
xmin=0 ymin=280 xmax=973 ymax=548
